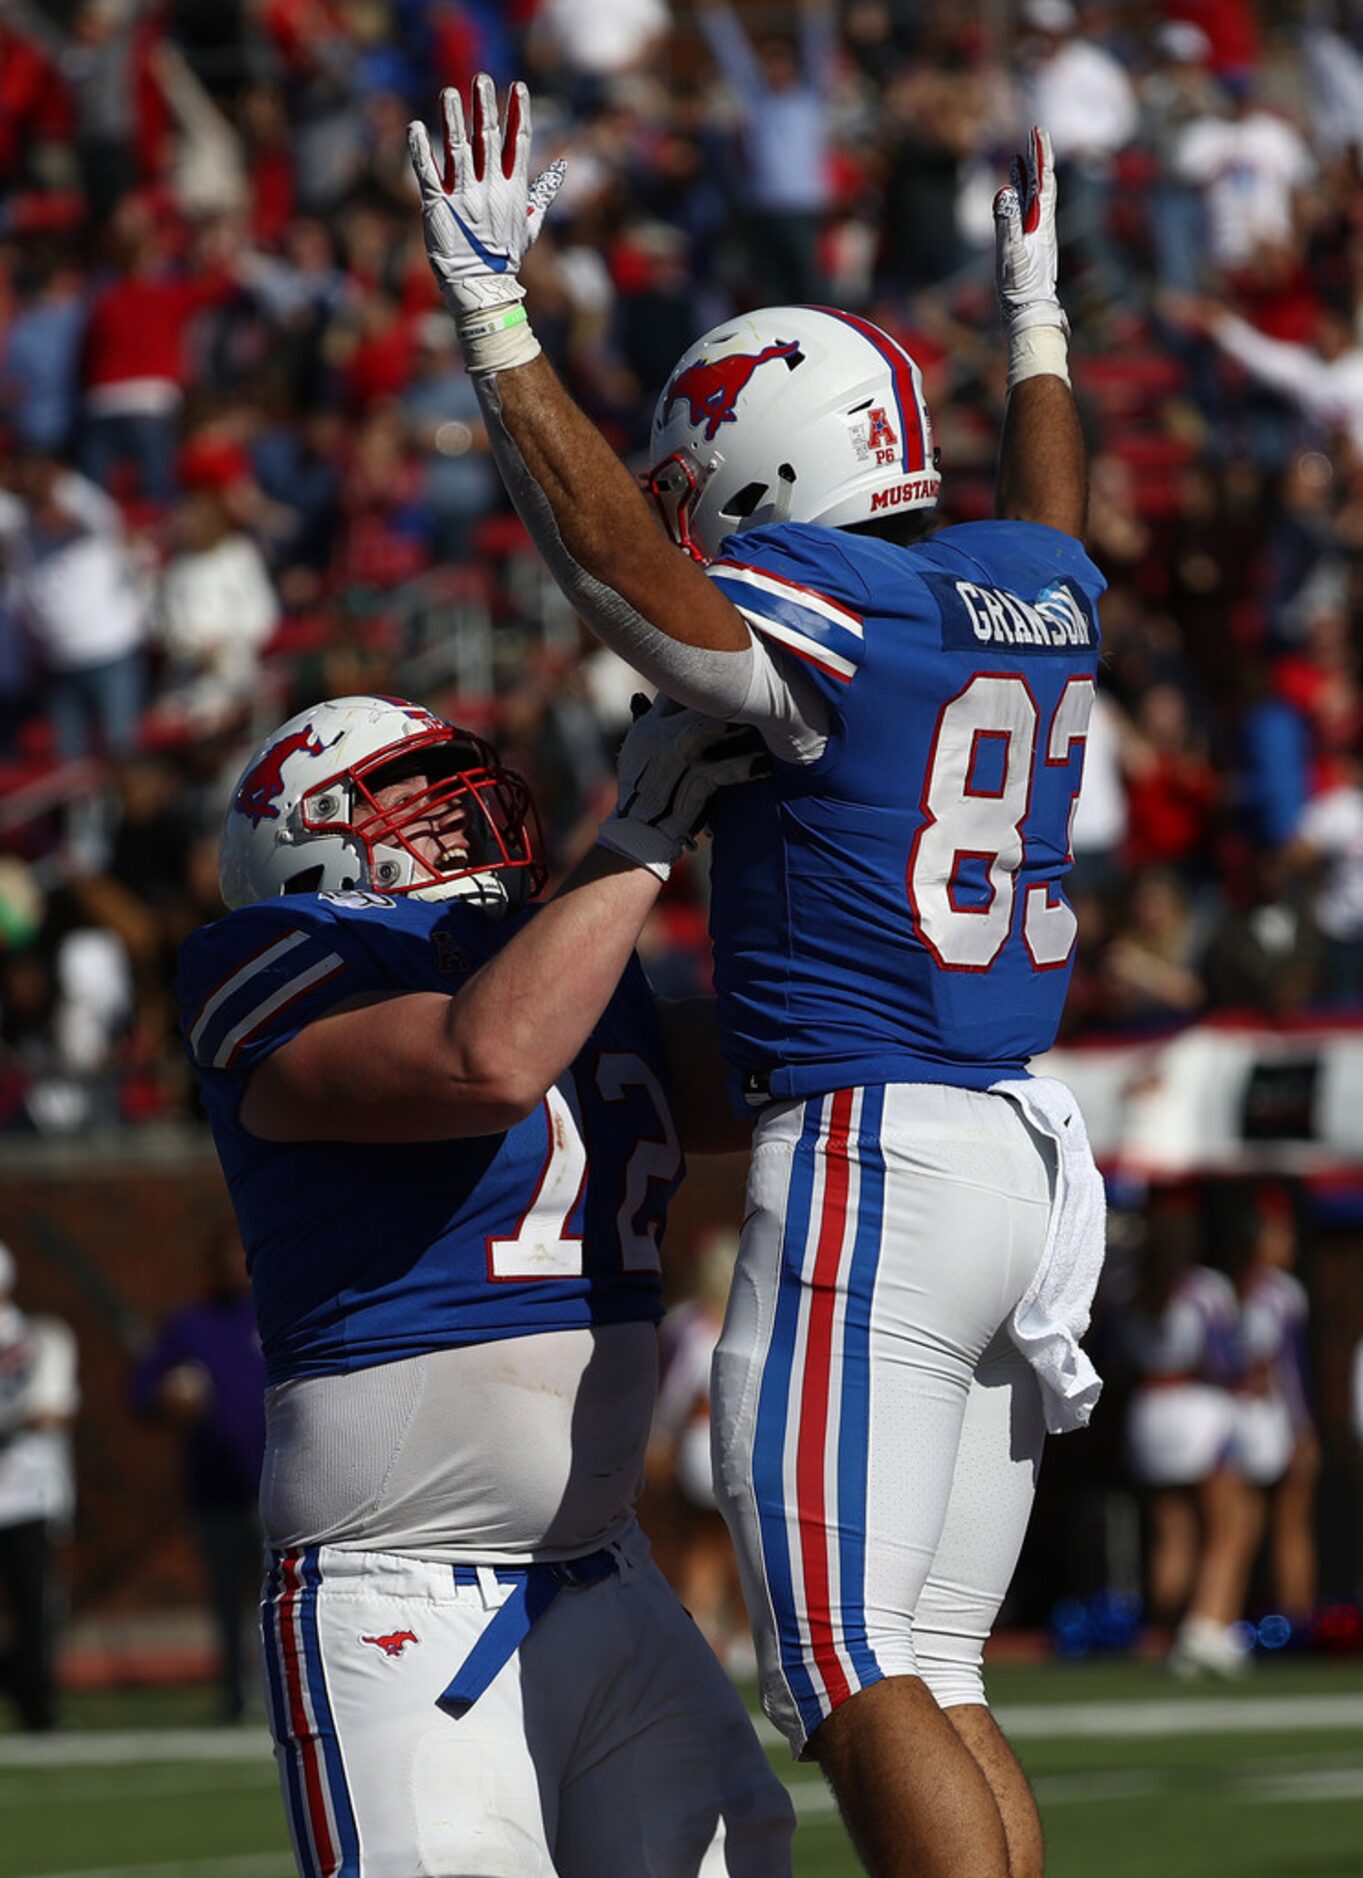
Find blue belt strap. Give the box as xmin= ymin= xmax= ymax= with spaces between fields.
xmin=437 ymin=1547 xmax=619 ymax=1718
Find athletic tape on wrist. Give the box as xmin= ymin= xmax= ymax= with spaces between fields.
xmin=595 ymin=827 xmax=673 ymax=882
xmin=457 ymin=304 xmax=541 ymax=376
xmin=1006 ymin=323 xmax=1070 ymax=393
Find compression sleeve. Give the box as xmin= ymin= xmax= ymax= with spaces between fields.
xmin=474 ymin=373 xmax=830 ymax=760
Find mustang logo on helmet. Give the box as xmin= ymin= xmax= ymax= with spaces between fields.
xmin=233 ymin=726 xmax=329 ymax=828
xmin=662 ymin=340 xmax=801 ymax=443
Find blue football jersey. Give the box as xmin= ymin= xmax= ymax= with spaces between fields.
xmin=175 ymin=892 xmax=679 ymax=1386
xmin=706 ymin=518 xmax=1105 ymax=1100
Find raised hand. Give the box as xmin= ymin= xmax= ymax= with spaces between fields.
xmin=408 ymin=76 xmax=566 ymax=320
xmin=598 ymin=696 xmax=771 ymax=879
xmin=994 ymin=126 xmax=1068 ymax=338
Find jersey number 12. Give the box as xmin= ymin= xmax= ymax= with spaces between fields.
xmin=487 ymin=1054 xmax=680 ymax=1280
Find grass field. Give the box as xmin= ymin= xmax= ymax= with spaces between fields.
xmin=3 ymin=1658 xmax=1362 ymax=1877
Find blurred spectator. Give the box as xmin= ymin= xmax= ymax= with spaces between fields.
xmin=875 ymin=56 xmax=990 ymax=296
xmin=78 ymin=194 xmax=237 ymax=506
xmin=0 ymin=261 xmax=86 ymax=456
xmin=1120 ymin=682 xmax=1220 ymax=880
xmin=155 ymin=484 xmax=280 ymax=733
xmin=129 ymin=1221 xmax=265 ymax=1722
xmin=399 ymin=315 xmax=499 ymax=562
xmin=0 ymin=1241 xmax=78 ymax=1732
xmin=1173 ymin=78 xmax=1314 ymax=279
xmin=1281 ymin=752 xmax=1363 ymax=1006
xmin=1021 ymin=0 xmax=1138 ymax=316
xmin=1101 ymin=867 xmax=1207 ymax=1027
xmin=0 ymin=456 xmax=148 ymax=759
xmin=697 ymin=0 xmax=836 ymax=304
xmin=1205 ymin=301 xmax=1363 ymax=458
xmin=3 ymin=0 xmax=171 ymax=226
xmin=0 ymin=899 xmax=135 ymax=1134
xmin=1068 ymin=686 xmax=1129 ymax=901
xmin=1140 ymin=22 xmax=1218 ymax=296
xmin=533 ymin=0 xmax=670 ymax=85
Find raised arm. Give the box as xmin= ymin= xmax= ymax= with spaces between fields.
xmin=993 ymin=128 xmax=1087 ymax=540
xmin=406 ymin=78 xmax=778 ymax=723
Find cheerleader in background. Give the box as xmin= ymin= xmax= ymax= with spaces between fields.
xmin=1226 ymin=1183 xmax=1319 ymax=1628
xmin=1119 ymin=1188 xmax=1260 ymax=1676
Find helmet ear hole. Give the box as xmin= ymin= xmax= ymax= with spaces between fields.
xmin=282 ymin=865 xmax=326 ymax=895
xmin=720 ymin=480 xmax=769 ymax=519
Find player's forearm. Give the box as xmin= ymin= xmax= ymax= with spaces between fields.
xmin=473 ymin=359 xmax=758 ymax=710
xmin=992 ymin=129 xmax=1085 ymax=537
xmin=243 ymin=848 xmax=661 ymax=1142
xmin=439 ymin=843 xmax=661 ymax=1114
xmin=997 ymin=374 xmax=1087 ymax=540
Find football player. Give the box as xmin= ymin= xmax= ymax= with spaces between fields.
xmin=410 ymin=80 xmax=1106 ymax=1878
xmin=175 ymin=694 xmax=793 ymax=1876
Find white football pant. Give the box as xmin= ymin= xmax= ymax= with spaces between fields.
xmin=712 ymin=1082 xmax=1054 ymax=1755
xmin=260 ymin=1524 xmax=794 ymax=1875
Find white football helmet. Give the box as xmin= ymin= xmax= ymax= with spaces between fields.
xmin=219 ymin=695 xmax=545 ymax=913
xmin=645 ymin=305 xmax=940 ymax=563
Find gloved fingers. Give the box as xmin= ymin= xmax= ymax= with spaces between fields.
xmin=470 ymin=72 xmax=501 ymax=184
xmin=504 ymin=79 xmax=531 ymax=186
xmin=527 ymin=159 xmax=567 ymax=241
xmin=694 ymin=748 xmax=772 ymax=792
xmin=440 ymin=86 xmax=470 ymax=194
xmin=407 ymin=119 xmax=443 ymax=200
xmin=1025 ymin=126 xmax=1054 ymax=235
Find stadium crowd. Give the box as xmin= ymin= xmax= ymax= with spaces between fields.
xmin=1 ymin=0 xmax=1362 ymax=1129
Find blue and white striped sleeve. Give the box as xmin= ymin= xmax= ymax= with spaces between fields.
xmin=177 ymin=906 xmax=353 ymax=1077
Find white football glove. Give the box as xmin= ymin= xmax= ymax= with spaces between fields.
xmin=994 ymin=126 xmax=1068 ymax=338
xmin=407 ymin=75 xmax=565 ymax=320
xmin=598 ymin=697 xmax=771 ymax=879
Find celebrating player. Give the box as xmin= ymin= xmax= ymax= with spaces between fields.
xmin=175 ymin=694 xmax=792 ymax=1876
xmin=410 ymin=79 xmax=1106 ymax=1878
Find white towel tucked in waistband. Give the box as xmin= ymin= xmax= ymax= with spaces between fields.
xmin=990 ymin=1075 xmax=1106 ymax=1435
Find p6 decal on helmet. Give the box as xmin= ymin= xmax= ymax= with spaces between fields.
xmin=219 ymin=696 xmax=545 ymax=914
xmin=645 ymin=305 xmax=940 ymax=564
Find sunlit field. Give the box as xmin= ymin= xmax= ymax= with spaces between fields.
xmin=4 ymin=1658 xmax=1362 ymax=1877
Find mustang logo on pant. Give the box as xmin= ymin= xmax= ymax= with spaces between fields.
xmin=360 ymin=1630 xmax=420 ymax=1659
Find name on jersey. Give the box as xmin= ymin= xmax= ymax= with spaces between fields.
xmin=932 ymin=576 xmax=1095 ymax=652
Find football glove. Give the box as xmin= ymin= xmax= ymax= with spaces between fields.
xmin=407 ymin=75 xmax=565 ymax=320
xmin=598 ymin=696 xmax=771 ymax=879
xmin=994 ymin=126 xmax=1069 ymax=338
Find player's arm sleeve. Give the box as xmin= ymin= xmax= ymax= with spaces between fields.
xmin=474 ymin=375 xmax=832 ymax=749
xmin=176 ymin=901 xmax=363 ymax=1111
xmin=474 ymin=372 xmax=764 ymax=717
xmin=705 ymin=524 xmax=880 ymax=762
